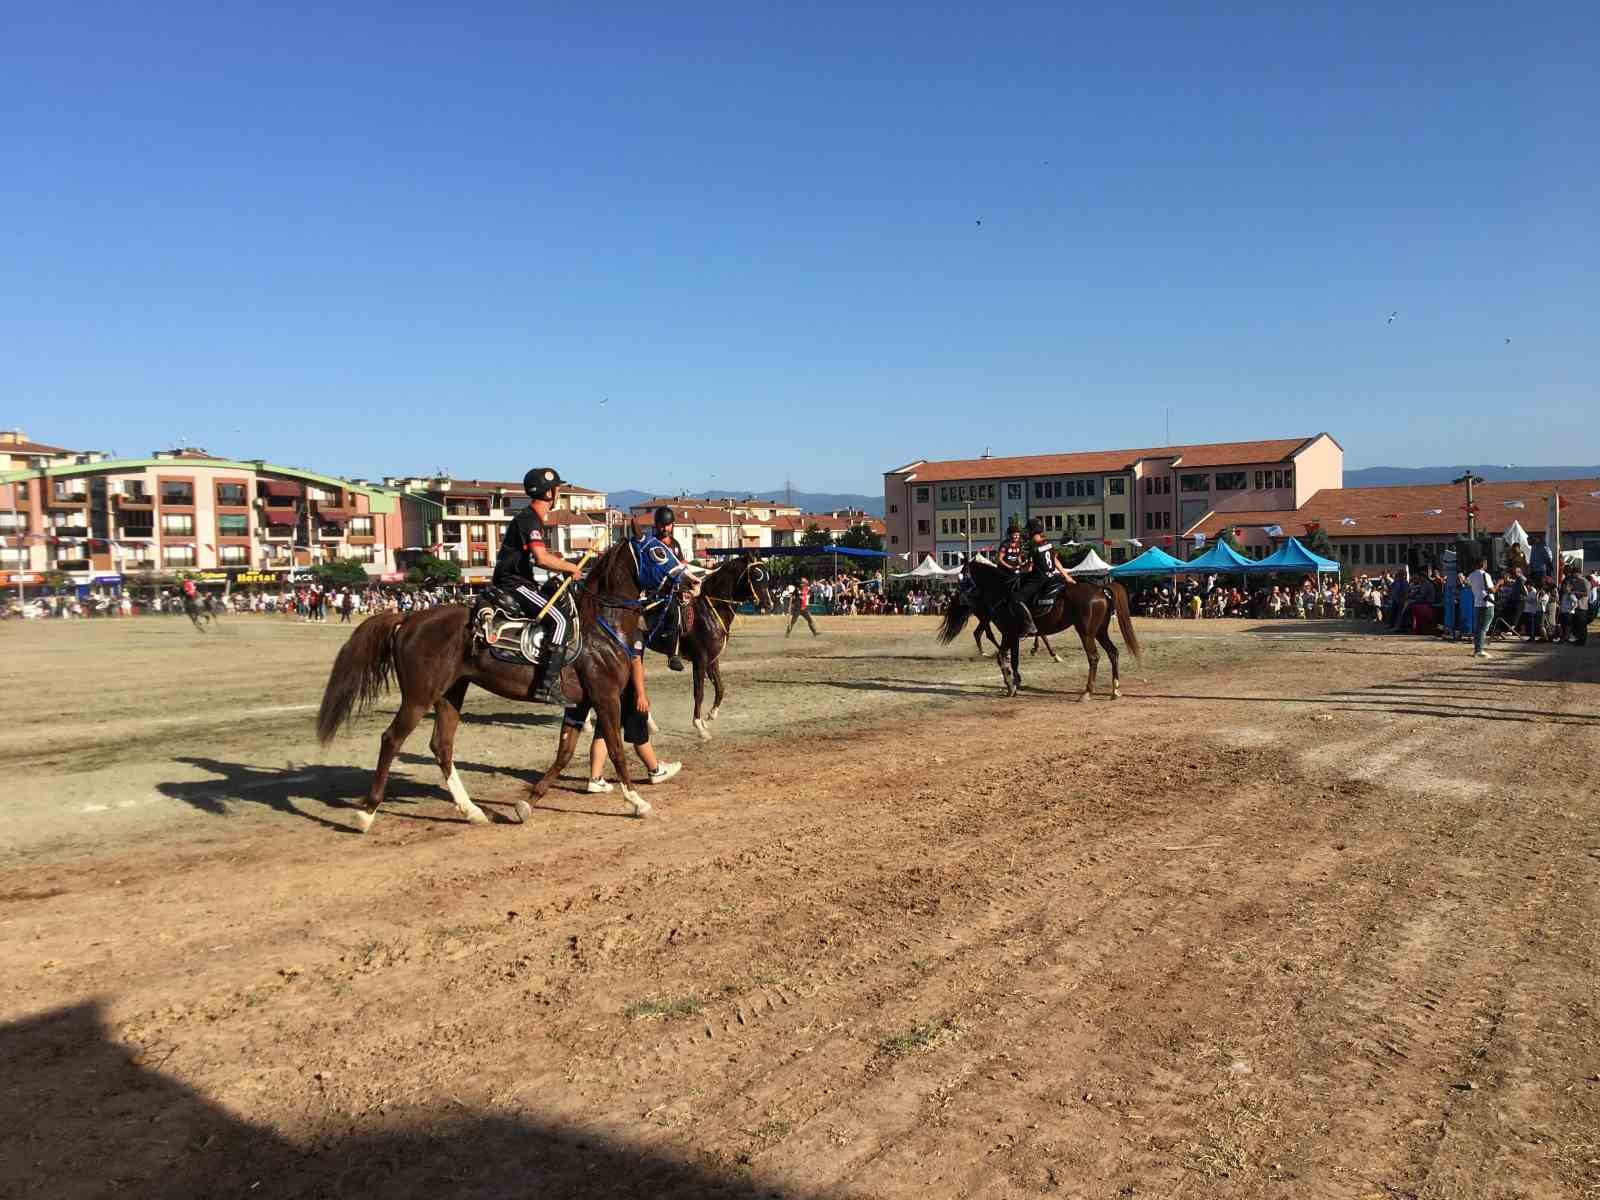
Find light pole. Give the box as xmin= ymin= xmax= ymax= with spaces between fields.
xmin=964 ymin=499 xmax=973 ymax=562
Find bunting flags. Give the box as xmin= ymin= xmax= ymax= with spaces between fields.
xmin=1126 ymin=538 xmax=1143 ymax=548
xmin=1193 ymin=532 xmax=1206 ymax=546
xmin=1264 ymin=524 xmax=1284 ymax=537
xmin=1339 ymin=517 xmax=1357 ymax=526
xmin=1503 ymin=500 xmax=1525 ymax=509
xmin=1423 ymin=508 xmax=1443 ymax=516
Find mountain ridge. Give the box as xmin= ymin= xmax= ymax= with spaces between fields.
xmin=1343 ymin=465 xmax=1600 ymax=488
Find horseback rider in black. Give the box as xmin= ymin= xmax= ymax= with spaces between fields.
xmin=492 ymin=467 xmax=584 ymax=651
xmin=996 ymin=525 xmax=1026 ymax=573
xmin=652 ymin=506 xmax=692 ymax=671
xmin=1015 ymin=518 xmax=1076 ymax=635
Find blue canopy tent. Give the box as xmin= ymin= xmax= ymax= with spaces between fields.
xmin=1175 ymin=540 xmax=1257 ymax=574
xmin=1250 ymin=537 xmax=1339 ymax=574
xmin=1107 ymin=546 xmax=1186 ymax=576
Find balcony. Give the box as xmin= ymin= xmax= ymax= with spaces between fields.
xmin=50 ymin=524 xmax=90 ymax=540
xmin=115 ymin=491 xmax=153 ymax=508
xmin=51 ymin=485 xmax=88 ymax=503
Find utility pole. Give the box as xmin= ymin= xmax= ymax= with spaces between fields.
xmin=1452 ymin=471 xmax=1485 ymax=540
xmin=964 ymin=499 xmax=973 ymax=562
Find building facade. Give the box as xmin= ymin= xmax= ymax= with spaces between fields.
xmin=884 ymin=435 xmax=1343 ymax=566
xmin=0 ymin=448 xmax=432 ymax=590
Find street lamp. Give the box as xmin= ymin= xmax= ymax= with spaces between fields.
xmin=1451 ymin=471 xmax=1485 ymax=540
xmin=963 ymin=499 xmax=973 ymax=562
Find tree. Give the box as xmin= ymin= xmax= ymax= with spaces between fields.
xmin=1059 ymin=543 xmax=1093 ymax=569
xmin=837 ymin=523 xmax=882 ymax=552
xmin=1216 ymin=525 xmax=1244 ymax=553
xmin=799 ymin=523 xmax=832 ymax=549
xmin=313 ymin=557 xmax=373 ymax=588
xmin=39 ymin=568 xmax=70 ymax=595
xmin=405 ymin=553 xmax=462 ymax=585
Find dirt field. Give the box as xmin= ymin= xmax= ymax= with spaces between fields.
xmin=2 ymin=611 xmax=1597 ymax=1199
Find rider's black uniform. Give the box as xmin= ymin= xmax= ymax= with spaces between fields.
xmin=494 ymin=507 xmax=552 ymax=618
xmin=1020 ymin=539 xmax=1060 ymax=609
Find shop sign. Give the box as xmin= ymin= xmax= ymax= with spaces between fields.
xmin=235 ymin=571 xmax=280 ymax=584
xmin=380 ymin=571 xmax=406 ymax=582
xmin=0 ymin=572 xmax=40 ymax=585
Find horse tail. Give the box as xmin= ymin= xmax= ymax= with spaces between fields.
xmin=1110 ymin=582 xmax=1142 ymax=663
xmin=316 ymin=612 xmax=404 ymax=745
xmin=937 ymin=595 xmax=973 ymax=644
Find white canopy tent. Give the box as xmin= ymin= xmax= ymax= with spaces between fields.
xmin=1065 ymin=547 xmax=1113 ymax=574
xmin=1502 ymin=519 xmax=1531 ymax=554
xmin=899 ymin=554 xmax=962 ymax=579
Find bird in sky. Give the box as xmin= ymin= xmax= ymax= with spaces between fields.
xmin=1387 ymin=311 xmax=1397 ymax=324
xmin=1505 ymin=337 xmax=1511 ymax=344
xmin=600 ymin=397 xmax=609 ymax=407
xmin=975 ymin=219 xmax=982 ymax=227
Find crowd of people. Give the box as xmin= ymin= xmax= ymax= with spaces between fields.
xmin=2 ymin=583 xmax=465 ymax=621
xmin=1129 ymin=574 xmax=1369 ymax=620
xmin=1374 ymin=562 xmax=1597 ymax=651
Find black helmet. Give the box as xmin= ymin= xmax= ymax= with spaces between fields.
xmin=653 ymin=505 xmax=675 ymax=526
xmin=523 ymin=467 xmax=567 ymax=499
xmin=1026 ymin=517 xmax=1045 ymax=537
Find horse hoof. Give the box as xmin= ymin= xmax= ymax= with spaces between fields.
xmin=1051 ymin=655 xmax=1062 ymax=664
xmin=513 ymin=799 xmax=533 ymax=823
xmin=708 ymin=706 xmax=720 ymax=721
xmin=354 ymin=809 xmax=375 ymax=834
xmin=694 ymin=719 xmax=711 ymax=741
xmin=1077 ymin=692 xmax=1090 ymax=703
xmin=1111 ymin=689 xmax=1121 ymax=700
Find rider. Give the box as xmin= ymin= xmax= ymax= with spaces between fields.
xmin=493 ymin=467 xmax=584 ymax=652
xmin=995 ymin=525 xmax=1027 ymax=573
xmin=651 ymin=506 xmax=692 ymax=672
xmin=1016 ymin=518 xmax=1076 ymax=634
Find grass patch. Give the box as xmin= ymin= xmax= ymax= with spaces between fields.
xmin=623 ymin=995 xmax=701 ymax=1022
xmin=879 ymin=1018 xmax=957 ymax=1058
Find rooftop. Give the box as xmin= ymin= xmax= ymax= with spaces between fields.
xmin=887 ymin=435 xmax=1333 ymax=483
xmin=1187 ymin=479 xmax=1600 ymax=539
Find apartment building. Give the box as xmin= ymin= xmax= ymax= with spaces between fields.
xmin=884 ymin=435 xmax=1343 ymax=566
xmin=627 ymin=497 xmax=884 ymax=558
xmin=0 ymin=448 xmax=426 ymax=588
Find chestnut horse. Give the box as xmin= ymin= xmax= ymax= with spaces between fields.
xmin=646 ymin=553 xmax=773 ymax=740
xmin=316 ymin=540 xmax=660 ymax=832
xmin=938 ymin=560 xmax=1141 ymax=698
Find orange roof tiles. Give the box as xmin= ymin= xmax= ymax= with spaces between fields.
xmin=891 ymin=436 xmax=1324 ymax=483
xmin=1188 ymin=479 xmax=1600 ymax=539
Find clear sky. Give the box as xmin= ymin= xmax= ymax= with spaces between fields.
xmin=4 ymin=3 xmax=1595 ymax=494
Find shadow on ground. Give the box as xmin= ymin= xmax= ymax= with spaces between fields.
xmin=154 ymin=758 xmax=457 ymax=831
xmin=1 ymin=1000 xmax=802 ymax=1200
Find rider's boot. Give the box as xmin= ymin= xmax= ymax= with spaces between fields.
xmin=668 ymin=631 xmax=686 ymax=672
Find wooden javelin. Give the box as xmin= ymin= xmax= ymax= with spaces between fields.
xmin=530 ymin=529 xmax=608 ymax=624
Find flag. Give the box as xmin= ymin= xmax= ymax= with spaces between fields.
xmin=1381 ymin=513 xmax=1400 ymax=520
xmin=1424 ymin=508 xmax=1443 ymax=516
xmin=1503 ymin=500 xmax=1525 ymax=509
xmin=1339 ymin=517 xmax=1357 ymax=526
xmin=1127 ymin=538 xmax=1143 ymax=548
xmin=1264 ymin=524 xmax=1284 ymax=537
xmin=1304 ymin=521 xmax=1320 ymax=533
xmin=1194 ymin=532 xmax=1206 ymax=547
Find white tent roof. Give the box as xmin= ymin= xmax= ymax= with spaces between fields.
xmin=1503 ymin=519 xmax=1531 ymax=551
xmin=903 ymin=554 xmax=962 ymax=578
xmin=1067 ymin=547 xmax=1113 ymax=574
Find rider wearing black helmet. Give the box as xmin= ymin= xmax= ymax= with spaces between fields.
xmin=1016 ymin=517 xmax=1076 ymax=634
xmin=494 ymin=467 xmax=584 ymax=623
xmin=651 ymin=506 xmax=691 ymax=671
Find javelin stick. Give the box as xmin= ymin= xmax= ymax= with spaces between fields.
xmin=531 ymin=529 xmax=609 ymax=624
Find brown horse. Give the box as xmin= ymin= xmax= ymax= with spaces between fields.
xmin=645 ymin=553 xmax=773 ymax=739
xmin=315 ymin=540 xmax=657 ymax=832
xmin=937 ymin=560 xmax=1141 ymax=698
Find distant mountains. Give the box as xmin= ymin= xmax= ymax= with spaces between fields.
xmin=605 ymin=488 xmax=883 ymax=516
xmin=1344 ymin=465 xmax=1600 ymax=488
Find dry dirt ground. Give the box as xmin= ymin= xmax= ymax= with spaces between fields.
xmin=1 ymin=611 xmax=1597 ymax=1199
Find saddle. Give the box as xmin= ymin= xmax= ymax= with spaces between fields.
xmin=472 ymin=584 xmax=583 ymax=704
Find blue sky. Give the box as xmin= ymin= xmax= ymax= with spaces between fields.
xmin=4 ymin=3 xmax=1595 ymax=494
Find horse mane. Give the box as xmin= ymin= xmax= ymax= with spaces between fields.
xmin=576 ymin=539 xmax=637 ymax=621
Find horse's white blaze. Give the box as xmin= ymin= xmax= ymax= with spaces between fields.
xmin=355 ymin=809 xmax=375 ymax=834
xmin=622 ymin=787 xmax=651 ymax=817
xmin=445 ymin=767 xmax=490 ymax=825
xmin=694 ymin=718 xmax=710 ymax=741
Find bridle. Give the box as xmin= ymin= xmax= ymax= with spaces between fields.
xmin=702 ymin=558 xmax=770 ymax=633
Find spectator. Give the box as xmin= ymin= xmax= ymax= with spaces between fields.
xmin=1467 ymin=562 xmax=1495 ymax=658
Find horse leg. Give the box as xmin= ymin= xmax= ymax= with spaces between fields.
xmin=708 ymin=657 xmax=726 ymax=721
xmin=974 ymin=621 xmax=988 ymax=658
xmin=595 ymin=700 xmax=650 ymax=818
xmin=358 ymin=696 xmax=429 ymax=834
xmin=994 ymin=644 xmax=1013 ymax=695
xmin=430 ymin=681 xmax=488 ymax=826
xmin=529 ymin=718 xmax=580 ymax=801
xmin=692 ymin=654 xmax=711 ymax=741
xmin=1042 ymin=633 xmax=1061 ymax=663
xmin=1076 ymin=628 xmax=1098 ymax=702
xmin=1010 ymin=632 xmax=1022 ymax=695
xmin=1096 ymin=623 xmax=1122 ymax=699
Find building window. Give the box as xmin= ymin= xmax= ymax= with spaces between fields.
xmin=162 ymin=544 xmax=197 ymax=568
xmin=889 ymin=503 xmax=898 ymax=514
xmin=1033 ymin=481 xmax=1062 ymax=500
xmin=217 ymin=514 xmax=248 ymax=537
xmin=1109 ymin=513 xmax=1125 ymax=531
xmin=318 ymin=523 xmax=343 ymax=540
xmin=1363 ymin=544 xmax=1374 ymax=564
xmin=120 ymin=514 xmax=154 ymax=539
xmin=468 ymin=548 xmax=489 ymax=566
xmin=349 ymin=515 xmax=374 ymax=537
xmin=916 ymin=519 xmax=930 ymax=534
xmin=161 ymin=513 xmax=194 ymax=536
xmin=1214 ymin=471 xmax=1247 ymax=491
xmin=1107 ymin=477 xmax=1125 ymax=496
xmin=219 ymin=544 xmax=249 ymax=566
xmin=348 ymin=544 xmax=379 ymax=564
xmin=1006 ymin=483 xmax=1023 ymax=500
xmin=160 ymin=481 xmax=194 ymax=505
xmin=1144 ymin=512 xmax=1172 ymax=531
xmin=1179 ymin=474 xmax=1210 ymax=493
xmin=216 ymin=483 xmax=248 ymax=506
xmin=915 ymin=487 xmax=930 ymax=504
xmin=0 ymin=512 xmax=24 ymax=531
xmin=890 ymin=535 xmax=899 ymax=545
xmin=1109 ymin=546 xmax=1127 ymax=564
xmin=1254 ymin=469 xmax=1295 ymax=491
xmin=0 ymin=547 xmax=26 ymax=567
xmin=1143 ymin=476 xmax=1172 ymax=495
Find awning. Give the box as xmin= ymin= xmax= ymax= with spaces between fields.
xmin=262 ymin=508 xmax=299 ymax=527
xmin=259 ymin=479 xmax=303 ymax=498
xmin=316 ymin=508 xmax=352 ymax=524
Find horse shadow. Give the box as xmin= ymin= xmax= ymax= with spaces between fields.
xmin=457 ymin=708 xmax=563 ymax=730
xmin=1 ymin=999 xmax=809 ymax=1199
xmin=750 ymin=676 xmax=1067 ymax=698
xmin=154 ymin=758 xmax=455 ymax=831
